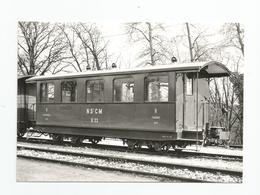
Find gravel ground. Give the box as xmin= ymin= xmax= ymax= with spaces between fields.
xmin=17 ymin=142 xmax=243 ymax=172
xmin=17 ymin=158 xmax=160 ymax=182
xmin=17 ymin=149 xmax=242 ymax=183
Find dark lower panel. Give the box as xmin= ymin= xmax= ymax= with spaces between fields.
xmin=181 ymin=130 xmax=203 ymax=140
xmin=17 ymin=122 xmax=27 ymax=132
xmin=35 ymin=125 xmax=178 ymax=141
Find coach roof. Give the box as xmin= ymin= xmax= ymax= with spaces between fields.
xmin=18 ymin=75 xmax=34 ymax=80
xmin=26 ymin=61 xmax=230 ymax=82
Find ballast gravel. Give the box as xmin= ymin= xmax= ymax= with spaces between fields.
xmin=17 ymin=148 xmax=242 ymax=183
xmin=17 ymin=141 xmax=242 ymax=172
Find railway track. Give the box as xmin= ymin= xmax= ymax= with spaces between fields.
xmin=17 ymin=137 xmax=243 ymax=162
xmin=17 ymin=144 xmax=242 ymax=183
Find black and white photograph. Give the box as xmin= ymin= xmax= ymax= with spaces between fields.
xmin=16 ymin=21 xmax=243 ymax=183
xmin=0 ymin=0 xmax=259 ymax=194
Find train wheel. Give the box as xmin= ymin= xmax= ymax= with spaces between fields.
xmin=17 ymin=131 xmax=25 ymax=138
xmin=218 ymin=139 xmax=224 ymax=145
xmin=71 ymin=137 xmax=82 ymax=145
xmin=153 ymin=142 xmax=162 ymax=152
xmin=147 ymin=143 xmax=154 ymax=151
xmin=52 ymin=135 xmax=63 ymax=143
xmin=172 ymin=144 xmax=183 ymax=152
xmin=89 ymin=138 xmax=100 ymax=145
xmin=91 ymin=139 xmax=99 ymax=144
xmin=203 ymin=139 xmax=209 ymax=147
xmin=136 ymin=142 xmax=143 ymax=149
xmin=161 ymin=143 xmax=171 ymax=152
xmin=126 ymin=140 xmax=137 ymax=150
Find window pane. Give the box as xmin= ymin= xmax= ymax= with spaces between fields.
xmin=114 ymin=78 xmax=134 ymax=102
xmin=40 ymin=83 xmax=46 ymax=102
xmin=86 ymin=80 xmax=104 ymax=102
xmin=146 ymin=75 xmax=168 ymax=102
xmin=47 ymin=83 xmax=55 ymax=102
xmin=186 ymin=77 xmax=193 ymax=95
xmin=61 ymin=81 xmax=77 ymax=102
xmin=40 ymin=83 xmax=54 ymax=103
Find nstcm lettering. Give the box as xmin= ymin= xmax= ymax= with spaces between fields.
xmin=86 ymin=108 xmax=103 ymax=115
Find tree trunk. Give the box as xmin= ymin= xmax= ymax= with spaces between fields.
xmin=29 ymin=58 xmax=35 ymax=75
xmin=147 ymin=22 xmax=155 ymax=65
xmin=235 ymin=23 xmax=244 ymax=56
xmin=185 ymin=23 xmax=194 ymax=62
xmin=93 ymin=54 xmax=100 ymax=70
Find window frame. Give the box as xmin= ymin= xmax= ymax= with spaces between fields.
xmin=113 ymin=76 xmax=135 ymax=103
xmin=40 ymin=82 xmax=55 ymax=103
xmin=144 ymin=73 xmax=169 ymax=103
xmin=61 ymin=80 xmax=78 ymax=103
xmin=85 ymin=79 xmax=105 ymax=103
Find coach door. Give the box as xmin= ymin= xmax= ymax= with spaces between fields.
xmin=183 ymin=74 xmax=196 ymax=130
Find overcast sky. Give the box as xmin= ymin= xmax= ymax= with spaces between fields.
xmin=94 ymin=23 xmax=243 ymax=71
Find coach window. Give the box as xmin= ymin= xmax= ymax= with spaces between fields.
xmin=114 ymin=78 xmax=134 ymax=102
xmin=86 ymin=80 xmax=104 ymax=102
xmin=145 ymin=75 xmax=168 ymax=102
xmin=61 ymin=81 xmax=77 ymax=103
xmin=186 ymin=77 xmax=193 ymax=96
xmin=40 ymin=82 xmax=54 ymax=103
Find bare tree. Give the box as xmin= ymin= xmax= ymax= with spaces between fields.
xmin=207 ymin=23 xmax=244 ymax=144
xmin=18 ymin=22 xmax=69 ymax=75
xmin=71 ymin=23 xmax=109 ymax=70
xmin=229 ymin=72 xmax=243 ymax=143
xmin=125 ymin=22 xmax=168 ymax=66
xmin=184 ymin=23 xmax=222 ymax=62
xmin=222 ymin=23 xmax=244 ymax=56
xmin=217 ymin=23 xmax=244 ymax=144
xmin=222 ymin=23 xmax=244 ymax=144
xmin=58 ymin=24 xmax=84 ymax=72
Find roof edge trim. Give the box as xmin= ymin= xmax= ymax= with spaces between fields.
xmin=199 ymin=61 xmax=231 ymax=77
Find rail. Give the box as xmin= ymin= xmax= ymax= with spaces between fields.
xmin=17 ymin=144 xmax=242 ymax=183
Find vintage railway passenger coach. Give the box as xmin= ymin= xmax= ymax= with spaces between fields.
xmin=17 ymin=76 xmax=36 ymax=137
xmin=26 ymin=61 xmax=230 ymax=151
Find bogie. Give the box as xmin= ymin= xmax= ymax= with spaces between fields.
xmin=70 ymin=136 xmax=85 ymax=145
xmin=89 ymin=137 xmax=102 ymax=145
xmin=51 ymin=134 xmax=63 ymax=143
